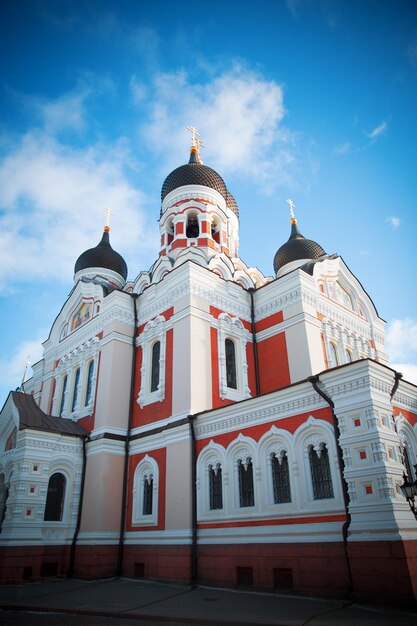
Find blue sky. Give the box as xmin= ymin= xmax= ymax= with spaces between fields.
xmin=0 ymin=0 xmax=416 ymax=404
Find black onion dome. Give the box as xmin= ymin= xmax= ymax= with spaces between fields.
xmin=74 ymin=229 xmax=128 ymax=280
xmin=274 ymin=221 xmax=326 ymax=274
xmin=226 ymin=190 xmax=239 ymax=218
xmin=161 ymin=148 xmax=228 ymax=203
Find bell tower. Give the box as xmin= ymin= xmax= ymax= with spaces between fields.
xmin=159 ymin=130 xmax=240 ymax=262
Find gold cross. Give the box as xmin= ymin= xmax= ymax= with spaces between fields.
xmin=104 ymin=207 xmax=113 ymax=228
xmin=195 ymin=136 xmax=205 ymax=163
xmin=187 ymin=126 xmax=200 ymax=147
xmin=286 ymin=199 xmax=296 ymax=220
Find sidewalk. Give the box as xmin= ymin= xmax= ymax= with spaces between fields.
xmin=0 ymin=577 xmax=417 ymax=626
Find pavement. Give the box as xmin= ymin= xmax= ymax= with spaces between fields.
xmin=0 ymin=578 xmax=417 ymax=626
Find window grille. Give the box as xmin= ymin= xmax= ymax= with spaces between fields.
xmin=142 ymin=474 xmax=153 ymax=516
xmin=85 ymin=360 xmax=94 ymax=406
xmin=238 ymin=458 xmax=254 ymax=507
xmin=71 ymin=368 xmax=80 ymax=412
xmin=209 ymin=463 xmax=223 ymax=510
xmin=150 ymin=341 xmax=160 ymax=392
xmin=225 ymin=338 xmax=237 ymax=389
xmin=309 ymin=444 xmax=334 ymax=499
xmin=59 ymin=376 xmax=67 ymax=416
xmin=271 ymin=452 xmax=291 ymax=503
xmin=44 ymin=473 xmax=66 ymax=521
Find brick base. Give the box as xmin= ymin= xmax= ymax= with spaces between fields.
xmin=1 ymin=539 xmax=417 ymax=605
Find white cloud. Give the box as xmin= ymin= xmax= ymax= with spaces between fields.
xmin=0 ymin=330 xmax=47 ymax=394
xmin=386 ymin=216 xmax=401 ymax=229
xmin=366 ymin=121 xmax=388 ymax=140
xmin=334 ymin=142 xmax=351 ymax=155
xmin=0 ymin=130 xmax=154 ymax=292
xmin=390 ymin=363 xmax=417 ymax=386
xmin=386 ymin=318 xmax=417 ymax=362
xmin=386 ymin=318 xmax=417 ymax=385
xmin=140 ymin=66 xmax=307 ymax=193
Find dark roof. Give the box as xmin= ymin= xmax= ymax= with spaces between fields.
xmin=11 ymin=392 xmax=88 ymax=437
xmin=74 ymin=229 xmax=128 ymax=280
xmin=161 ymin=149 xmax=239 ymax=217
xmin=274 ymin=222 xmax=326 ymax=274
xmin=226 ymin=190 xmax=239 ymax=218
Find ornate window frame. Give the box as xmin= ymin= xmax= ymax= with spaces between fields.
xmin=197 ymin=441 xmax=226 ymax=520
xmin=132 ymin=455 xmax=159 ymax=526
xmin=217 ymin=313 xmax=251 ymax=402
xmin=137 ymin=315 xmax=167 ymax=408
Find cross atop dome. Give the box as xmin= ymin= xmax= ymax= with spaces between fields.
xmin=286 ymin=199 xmax=297 ymax=224
xmin=103 ymin=207 xmax=113 ymax=233
xmin=187 ymin=125 xmax=204 ymax=164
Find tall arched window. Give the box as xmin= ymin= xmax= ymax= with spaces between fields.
xmin=59 ymin=375 xmax=68 ymax=416
xmin=150 ymin=341 xmax=161 ymax=392
xmin=225 ymin=338 xmax=237 ymax=389
xmin=44 ymin=473 xmax=66 ymax=521
xmin=328 ymin=343 xmax=338 ymax=368
xmin=309 ymin=444 xmax=334 ymax=500
xmin=345 ymin=349 xmax=353 ymax=363
xmin=403 ymin=445 xmax=414 ymax=481
xmin=142 ymin=473 xmax=153 ymax=516
xmin=71 ymin=368 xmax=80 ymax=412
xmin=209 ymin=463 xmax=223 ymax=510
xmin=271 ymin=452 xmax=291 ymax=504
xmin=85 ymin=360 xmax=94 ymax=406
xmin=238 ymin=457 xmax=254 ymax=507
xmin=0 ymin=474 xmax=8 ymax=532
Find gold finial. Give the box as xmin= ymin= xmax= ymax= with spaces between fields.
xmin=286 ymin=199 xmax=297 ymax=224
xmin=195 ymin=136 xmax=205 ymax=164
xmin=104 ymin=207 xmax=113 ymax=232
xmin=187 ymin=125 xmax=200 ymax=148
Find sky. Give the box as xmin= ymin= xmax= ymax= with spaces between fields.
xmin=0 ymin=0 xmax=416 ymax=405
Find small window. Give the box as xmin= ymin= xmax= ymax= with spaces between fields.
xmin=238 ymin=458 xmax=254 ymax=507
xmin=44 ymin=473 xmax=66 ymax=521
xmin=71 ymin=368 xmax=80 ymax=412
xmin=271 ymin=452 xmax=291 ymax=504
xmin=186 ymin=215 xmax=199 ymax=238
xmin=85 ymin=361 xmax=94 ymax=406
xmin=59 ymin=376 xmax=67 ymax=416
xmin=150 ymin=341 xmax=160 ymax=392
xmin=142 ymin=474 xmax=153 ymax=516
xmin=309 ymin=444 xmax=334 ymax=500
xmin=345 ymin=349 xmax=353 ymax=363
xmin=209 ymin=463 xmax=223 ymax=510
xmin=225 ymin=338 xmax=237 ymax=389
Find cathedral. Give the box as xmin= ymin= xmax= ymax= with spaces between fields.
xmin=1 ymin=136 xmax=417 ymax=604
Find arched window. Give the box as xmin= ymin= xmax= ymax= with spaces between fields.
xmin=71 ymin=368 xmax=80 ymax=412
xmin=0 ymin=474 xmax=8 ymax=532
xmin=309 ymin=444 xmax=334 ymax=500
xmin=403 ymin=445 xmax=414 ymax=481
xmin=85 ymin=360 xmax=94 ymax=406
xmin=225 ymin=338 xmax=237 ymax=389
xmin=238 ymin=457 xmax=254 ymax=507
xmin=186 ymin=214 xmax=199 ymax=238
xmin=345 ymin=349 xmax=353 ymax=363
xmin=150 ymin=341 xmax=161 ymax=392
xmin=142 ymin=473 xmax=153 ymax=516
xmin=271 ymin=452 xmax=291 ymax=504
xmin=44 ymin=473 xmax=66 ymax=521
xmin=59 ymin=375 xmax=68 ymax=416
xmin=328 ymin=343 xmax=338 ymax=368
xmin=209 ymin=463 xmax=223 ymax=510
